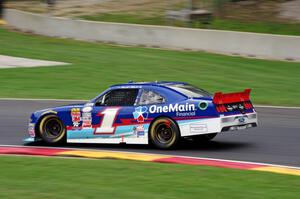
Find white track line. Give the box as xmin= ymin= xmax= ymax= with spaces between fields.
xmin=0 ymin=98 xmax=299 ymax=109
xmin=1 ymin=144 xmax=300 ymax=170
xmin=0 ymin=98 xmax=87 ymax=102
xmin=254 ymin=105 xmax=300 ymax=109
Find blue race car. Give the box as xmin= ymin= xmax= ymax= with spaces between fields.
xmin=25 ymin=81 xmax=258 ymax=149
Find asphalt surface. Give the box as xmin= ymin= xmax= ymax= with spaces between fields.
xmin=1 ymin=99 xmax=300 ymax=167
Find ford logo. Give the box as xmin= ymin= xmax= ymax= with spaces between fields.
xmin=238 ymin=116 xmax=245 ymax=123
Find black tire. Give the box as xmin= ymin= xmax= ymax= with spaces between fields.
xmin=150 ymin=117 xmax=180 ymax=149
xmin=193 ymin=133 xmax=217 ymax=143
xmin=39 ymin=115 xmax=66 ymax=144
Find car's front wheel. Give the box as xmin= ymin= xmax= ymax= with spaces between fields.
xmin=150 ymin=117 xmax=180 ymax=149
xmin=39 ymin=115 xmax=66 ymax=144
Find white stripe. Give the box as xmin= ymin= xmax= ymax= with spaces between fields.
xmin=254 ymin=105 xmax=300 ymax=109
xmin=0 ymin=144 xmax=300 ymax=170
xmin=0 ymin=98 xmax=87 ymax=102
xmin=0 ymin=98 xmax=299 ymax=109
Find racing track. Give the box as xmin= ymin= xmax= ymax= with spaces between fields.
xmin=1 ymin=99 xmax=300 ymax=167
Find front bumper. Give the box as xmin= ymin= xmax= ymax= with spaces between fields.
xmin=23 ymin=137 xmax=36 ymax=143
xmin=24 ymin=122 xmax=40 ymax=144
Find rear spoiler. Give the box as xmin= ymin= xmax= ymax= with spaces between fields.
xmin=213 ymin=89 xmax=253 ymax=112
xmin=213 ymin=89 xmax=251 ymax=105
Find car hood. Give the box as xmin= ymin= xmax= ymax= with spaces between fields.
xmin=33 ymin=103 xmax=86 ymax=116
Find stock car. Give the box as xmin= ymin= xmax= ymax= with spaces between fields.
xmin=25 ymin=81 xmax=258 ymax=149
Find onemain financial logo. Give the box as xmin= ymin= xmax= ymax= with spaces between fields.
xmin=149 ymin=103 xmax=196 ymax=114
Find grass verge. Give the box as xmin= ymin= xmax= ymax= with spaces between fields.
xmin=0 ymin=27 xmax=300 ymax=105
xmin=0 ymin=156 xmax=299 ymax=199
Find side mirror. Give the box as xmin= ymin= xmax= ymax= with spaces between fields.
xmin=157 ymin=97 xmax=164 ymax=103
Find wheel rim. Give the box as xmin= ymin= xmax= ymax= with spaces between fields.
xmin=155 ymin=122 xmax=174 ymax=144
xmin=44 ymin=118 xmax=63 ymax=138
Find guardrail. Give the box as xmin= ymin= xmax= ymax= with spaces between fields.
xmin=4 ymin=9 xmax=300 ymax=61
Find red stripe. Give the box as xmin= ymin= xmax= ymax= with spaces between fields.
xmin=119 ymin=118 xmax=151 ymax=125
xmin=0 ymin=147 xmax=268 ymax=171
xmin=154 ymin=157 xmax=266 ymax=170
xmin=0 ymin=146 xmax=69 ymax=156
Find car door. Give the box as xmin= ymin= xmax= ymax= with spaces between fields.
xmin=91 ymin=88 xmax=139 ymax=139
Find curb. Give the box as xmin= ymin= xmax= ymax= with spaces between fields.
xmin=0 ymin=146 xmax=300 ymax=176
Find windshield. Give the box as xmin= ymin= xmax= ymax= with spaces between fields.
xmin=167 ymin=84 xmax=211 ymax=98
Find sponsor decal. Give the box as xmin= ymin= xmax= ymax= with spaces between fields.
xmin=134 ymin=103 xmax=197 ymax=119
xmin=133 ymin=106 xmax=148 ymax=123
xmin=190 ymin=124 xmax=208 ymax=133
xmin=149 ymin=103 xmax=196 ymax=114
xmin=137 ymin=131 xmax=145 ymax=137
xmin=198 ymin=101 xmax=208 ymax=110
xmin=71 ymin=108 xmax=81 ymax=127
xmin=133 ymin=125 xmax=145 ymax=137
xmin=84 ymin=103 xmax=94 ymax=107
xmin=176 ymin=111 xmax=196 ymax=117
xmin=82 ymin=111 xmax=92 ymax=128
xmin=82 ymin=106 xmax=93 ymax=113
xmin=82 ymin=106 xmax=92 ymax=128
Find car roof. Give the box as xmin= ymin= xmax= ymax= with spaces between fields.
xmin=110 ymin=81 xmax=188 ymax=88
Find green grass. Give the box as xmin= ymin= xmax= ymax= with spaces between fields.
xmin=0 ymin=27 xmax=300 ymax=105
xmin=196 ymin=19 xmax=300 ymax=36
xmin=0 ymin=156 xmax=299 ymax=199
xmin=81 ymin=13 xmax=300 ymax=36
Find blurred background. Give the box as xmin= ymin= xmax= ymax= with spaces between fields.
xmin=5 ymin=0 xmax=300 ymax=35
xmin=1 ymin=0 xmax=300 ymax=104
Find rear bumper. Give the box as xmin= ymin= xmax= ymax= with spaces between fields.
xmin=179 ymin=112 xmax=257 ymax=137
xmin=220 ymin=112 xmax=258 ymax=132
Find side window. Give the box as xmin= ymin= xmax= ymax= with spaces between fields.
xmin=96 ymin=89 xmax=139 ymax=106
xmin=138 ymin=90 xmax=165 ymax=105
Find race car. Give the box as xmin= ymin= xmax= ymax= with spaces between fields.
xmin=25 ymin=81 xmax=258 ymax=149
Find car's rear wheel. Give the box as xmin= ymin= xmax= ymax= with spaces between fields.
xmin=193 ymin=133 xmax=217 ymax=143
xmin=39 ymin=115 xmax=66 ymax=144
xmin=150 ymin=117 xmax=180 ymax=149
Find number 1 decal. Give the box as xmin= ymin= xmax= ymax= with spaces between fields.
xmin=95 ymin=108 xmax=120 ymax=134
